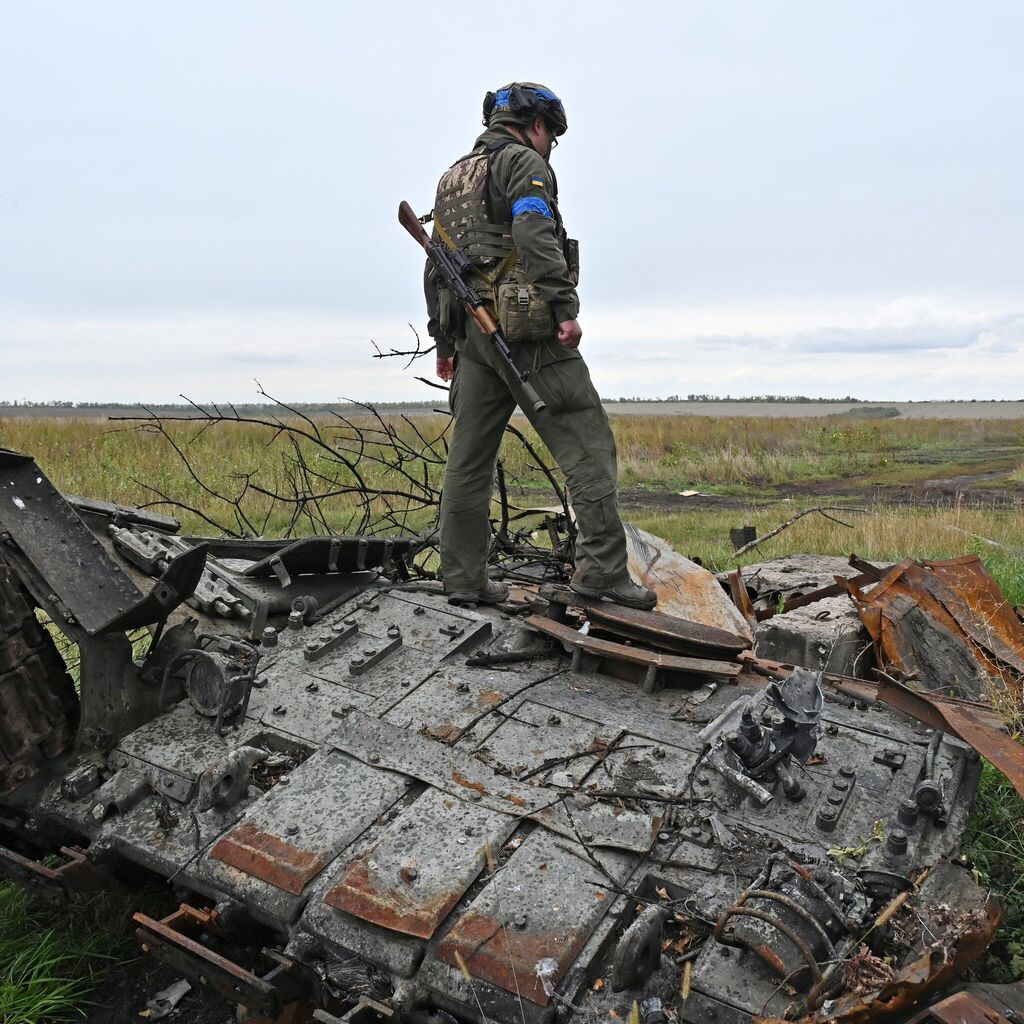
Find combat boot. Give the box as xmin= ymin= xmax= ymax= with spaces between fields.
xmin=569 ymin=578 xmax=657 ymax=610
xmin=446 ymin=580 xmax=510 ymax=607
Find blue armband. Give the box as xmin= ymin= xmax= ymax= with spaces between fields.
xmin=511 ymin=196 xmax=552 ymax=219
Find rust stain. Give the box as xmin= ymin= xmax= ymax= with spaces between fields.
xmin=420 ymin=723 xmax=463 ymax=744
xmin=210 ymin=822 xmax=330 ymax=896
xmin=435 ymin=910 xmax=585 ymax=1005
xmin=752 ymin=943 xmax=787 ymax=976
xmin=451 ymin=770 xmax=488 ymax=796
xmin=505 ymin=793 xmax=527 ymax=808
xmin=324 ymin=855 xmax=461 ymax=940
xmin=475 ymin=690 xmax=503 ymax=707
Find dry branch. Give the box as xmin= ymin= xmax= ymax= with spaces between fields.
xmin=733 ymin=506 xmax=873 ymax=558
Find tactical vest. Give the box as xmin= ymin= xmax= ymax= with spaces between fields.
xmin=433 ymin=147 xmax=517 ymax=270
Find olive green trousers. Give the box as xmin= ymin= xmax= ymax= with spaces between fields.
xmin=439 ymin=327 xmax=629 ymax=591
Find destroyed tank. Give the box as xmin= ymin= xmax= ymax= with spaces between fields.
xmin=0 ymin=447 xmax=1019 ymax=1024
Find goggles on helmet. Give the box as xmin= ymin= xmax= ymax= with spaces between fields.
xmin=483 ymin=83 xmax=568 ymax=137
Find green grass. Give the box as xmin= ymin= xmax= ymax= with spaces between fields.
xmin=964 ymin=762 xmax=1024 ymax=982
xmin=0 ymin=884 xmax=124 ymax=1023
xmin=1 ymin=413 xmax=1022 ymax=536
xmin=1 ymin=410 xmax=1023 ymax=998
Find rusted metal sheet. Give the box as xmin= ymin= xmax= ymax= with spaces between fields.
xmin=904 ymin=990 xmax=1014 ymax=1024
xmin=754 ymin=571 xmax=877 ymax=622
xmin=209 ymin=747 xmax=407 ymax=895
xmin=432 ymin=828 xmax=632 ymax=1005
xmin=525 ymin=615 xmax=741 ymax=679
xmin=579 ymin=602 xmax=751 ymax=657
xmin=624 ymin=524 xmax=753 ymax=638
xmin=211 ymin=822 xmax=332 ymax=897
xmin=728 ymin=567 xmax=758 ymax=629
xmin=846 ymin=556 xmax=1024 ymax=703
xmin=324 ymin=787 xmax=515 ymax=938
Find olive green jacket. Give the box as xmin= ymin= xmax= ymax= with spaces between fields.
xmin=425 ymin=126 xmax=580 ymax=359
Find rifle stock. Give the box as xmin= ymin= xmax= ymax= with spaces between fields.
xmin=398 ymin=200 xmax=546 ymax=414
xmin=398 ymin=201 xmax=430 ymax=249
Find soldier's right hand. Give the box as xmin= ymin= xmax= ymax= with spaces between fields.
xmin=557 ymin=320 xmax=582 ymax=349
xmin=436 ymin=356 xmax=455 ymax=382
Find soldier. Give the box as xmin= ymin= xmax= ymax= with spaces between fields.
xmin=424 ymin=82 xmax=656 ymax=610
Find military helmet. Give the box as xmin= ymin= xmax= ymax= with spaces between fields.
xmin=483 ymin=82 xmax=568 ymax=137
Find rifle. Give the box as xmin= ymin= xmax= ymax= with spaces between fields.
xmin=398 ymin=200 xmax=546 ymax=413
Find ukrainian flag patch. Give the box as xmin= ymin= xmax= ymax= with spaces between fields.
xmin=530 ymin=176 xmax=545 ymax=188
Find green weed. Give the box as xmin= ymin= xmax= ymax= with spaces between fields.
xmin=0 ymin=883 xmax=121 ymax=1023
xmin=964 ymin=762 xmax=1024 ymax=982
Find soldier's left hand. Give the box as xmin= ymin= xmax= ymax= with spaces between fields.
xmin=557 ymin=320 xmax=582 ymax=349
xmin=436 ymin=356 xmax=455 ymax=381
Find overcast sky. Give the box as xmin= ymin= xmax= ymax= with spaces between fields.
xmin=1 ymin=1 xmax=1022 ymax=403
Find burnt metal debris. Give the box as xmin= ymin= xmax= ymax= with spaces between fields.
xmin=0 ymin=445 xmax=1022 ymax=1024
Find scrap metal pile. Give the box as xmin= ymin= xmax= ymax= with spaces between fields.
xmin=0 ymin=446 xmax=1022 ymax=1024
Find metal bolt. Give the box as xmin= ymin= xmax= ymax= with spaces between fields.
xmin=306 ymin=681 xmax=319 ymax=693
xmin=368 ymin=753 xmax=380 ymax=765
xmin=457 ymin=836 xmax=468 ymax=845
xmin=658 ymin=831 xmax=671 ymax=842
xmin=581 ymin=831 xmax=595 ymax=843
xmin=287 ymin=610 xmax=304 ymax=630
xmin=839 ymin=765 xmax=856 ymax=778
xmin=467 ymin=791 xmax=482 ymax=802
xmin=414 ymin=606 xmax=426 ymax=616
xmin=457 ymin=682 xmax=470 ymax=693
xmin=832 ymin=779 xmax=849 ymax=792
xmin=696 ymin=774 xmax=710 ymax=786
xmin=825 ymin=723 xmax=839 ymax=736
xmin=350 ymin=658 xmax=364 ymax=668
xmin=897 ymin=799 xmax=920 ymax=827
xmin=404 ymin=866 xmax=419 ymax=881
xmin=548 ymin=714 xmax=561 ymax=726
xmin=261 ymin=626 xmax=278 ymax=648
xmin=305 ymin=642 xmax=319 ymax=654
xmin=652 ymin=746 xmax=666 ymax=760
xmin=286 ymin=825 xmax=299 ymax=836
xmin=387 ymin=625 xmax=401 ymax=638
xmin=688 ymin=827 xmax=703 ymax=839
xmin=272 ymin=704 xmax=287 ymax=716
xmin=887 ymin=828 xmax=909 ymax=856
xmin=513 ymin=914 xmax=528 ymax=931
xmin=344 ymin=617 xmax=357 ymax=626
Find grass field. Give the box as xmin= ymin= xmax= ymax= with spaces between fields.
xmin=1 ymin=409 xmax=1023 ymax=1017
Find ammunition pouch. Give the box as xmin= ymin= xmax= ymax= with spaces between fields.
xmin=436 ymin=282 xmax=464 ymax=338
xmin=496 ymin=278 xmax=556 ymax=344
